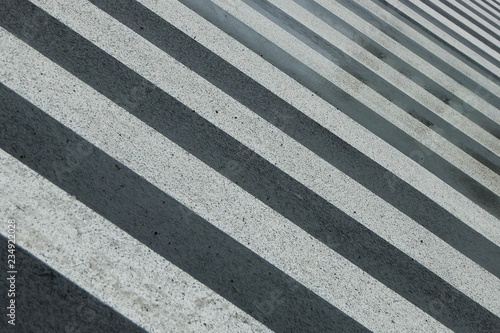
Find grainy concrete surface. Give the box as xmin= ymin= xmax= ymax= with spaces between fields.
xmin=0 ymin=0 xmax=499 ymax=332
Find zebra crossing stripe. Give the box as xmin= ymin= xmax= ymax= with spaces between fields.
xmin=0 ymin=233 xmax=149 ymax=333
xmin=246 ymin=0 xmax=500 ymax=169
xmin=26 ymin=0 xmax=500 ymax=276
xmin=0 ymin=24 xmax=493 ymax=331
xmin=484 ymin=0 xmax=500 ymax=13
xmin=4 ymin=2 xmax=500 ymax=316
xmin=449 ymin=0 xmax=500 ymax=31
xmin=0 ymin=0 xmax=499 ymax=332
xmin=473 ymin=0 xmax=500 ymax=18
xmin=384 ymin=0 xmax=500 ymax=71
xmin=0 ymin=82 xmax=365 ymax=332
xmin=424 ymin=0 xmax=500 ymax=45
xmin=177 ymin=0 xmax=500 ymax=217
xmin=208 ymin=1 xmax=500 ymax=196
xmin=302 ymin=0 xmax=500 ymax=134
xmin=397 ymin=0 xmax=499 ymax=58
xmin=122 ymin=0 xmax=500 ymax=245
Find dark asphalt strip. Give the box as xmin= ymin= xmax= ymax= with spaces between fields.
xmin=296 ymin=0 xmax=500 ymax=140
xmin=1 ymin=2 xmax=499 ymax=331
xmin=383 ymin=0 xmax=500 ymax=72
xmin=435 ymin=0 xmax=500 ymax=42
xmin=0 ymin=234 xmax=148 ymax=333
xmin=245 ymin=0 xmax=500 ymax=172
xmin=419 ymin=0 xmax=500 ymax=52
xmin=174 ymin=0 xmax=500 ymax=218
xmin=393 ymin=0 xmax=500 ymax=68
xmin=479 ymin=0 xmax=500 ymax=15
xmin=0 ymin=83 xmax=369 ymax=333
xmin=470 ymin=0 xmax=500 ymax=20
xmin=88 ymin=0 xmax=500 ymax=279
xmin=455 ymin=0 xmax=500 ymax=30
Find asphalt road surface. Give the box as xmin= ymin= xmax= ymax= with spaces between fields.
xmin=1 ymin=0 xmax=500 ymax=332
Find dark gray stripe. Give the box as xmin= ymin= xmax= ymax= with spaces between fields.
xmin=420 ymin=0 xmax=500 ymax=50
xmin=244 ymin=0 xmax=500 ymax=173
xmin=2 ymin=2 xmax=499 ymax=331
xmin=174 ymin=0 xmax=500 ymax=218
xmin=470 ymin=0 xmax=500 ymax=21
xmin=0 ymin=84 xmax=369 ymax=333
xmin=455 ymin=0 xmax=500 ymax=30
xmin=476 ymin=0 xmax=500 ymax=16
xmin=303 ymin=0 xmax=500 ymax=140
xmin=435 ymin=0 xmax=500 ymax=42
xmin=383 ymin=0 xmax=500 ymax=71
xmin=89 ymin=0 xmax=500 ymax=278
xmin=0 ymin=234 xmax=148 ymax=333
xmin=430 ymin=0 xmax=500 ymax=44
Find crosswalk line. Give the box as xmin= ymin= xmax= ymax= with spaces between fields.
xmin=127 ymin=0 xmax=500 ymax=250
xmin=18 ymin=0 xmax=500 ymax=284
xmin=422 ymin=0 xmax=500 ymax=47
xmin=260 ymin=0 xmax=500 ymax=164
xmin=187 ymin=0 xmax=500 ymax=199
xmin=0 ymin=0 xmax=499 ymax=332
xmin=478 ymin=0 xmax=500 ymax=17
xmin=314 ymin=0 xmax=500 ymax=127
xmin=0 ymin=24 xmax=458 ymax=332
xmin=444 ymin=0 xmax=500 ymax=34
xmin=462 ymin=0 xmax=500 ymax=26
xmin=384 ymin=0 xmax=500 ymax=72
xmin=403 ymin=0 xmax=500 ymax=56
xmin=0 ymin=151 xmax=270 ymax=333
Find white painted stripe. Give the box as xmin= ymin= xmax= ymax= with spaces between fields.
xmin=0 ymin=150 xmax=270 ymax=333
xmin=485 ymin=0 xmax=500 ymax=12
xmin=132 ymin=0 xmax=500 ymax=266
xmin=321 ymin=0 xmax=500 ymax=123
xmin=379 ymin=0 xmax=500 ymax=80
xmin=0 ymin=29 xmax=449 ymax=333
xmin=6 ymin=2 xmax=500 ymax=318
xmin=465 ymin=0 xmax=500 ymax=25
xmin=397 ymin=0 xmax=498 ymax=59
xmin=446 ymin=0 xmax=500 ymax=33
xmin=268 ymin=0 xmax=500 ymax=157
xmin=426 ymin=0 xmax=500 ymax=45
xmin=210 ymin=0 xmax=500 ymax=197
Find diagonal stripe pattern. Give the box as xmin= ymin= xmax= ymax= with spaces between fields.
xmin=0 ymin=0 xmax=499 ymax=332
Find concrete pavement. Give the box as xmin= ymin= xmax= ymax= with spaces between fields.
xmin=1 ymin=0 xmax=499 ymax=332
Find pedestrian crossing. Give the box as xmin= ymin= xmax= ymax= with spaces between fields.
xmin=0 ymin=0 xmax=499 ymax=332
